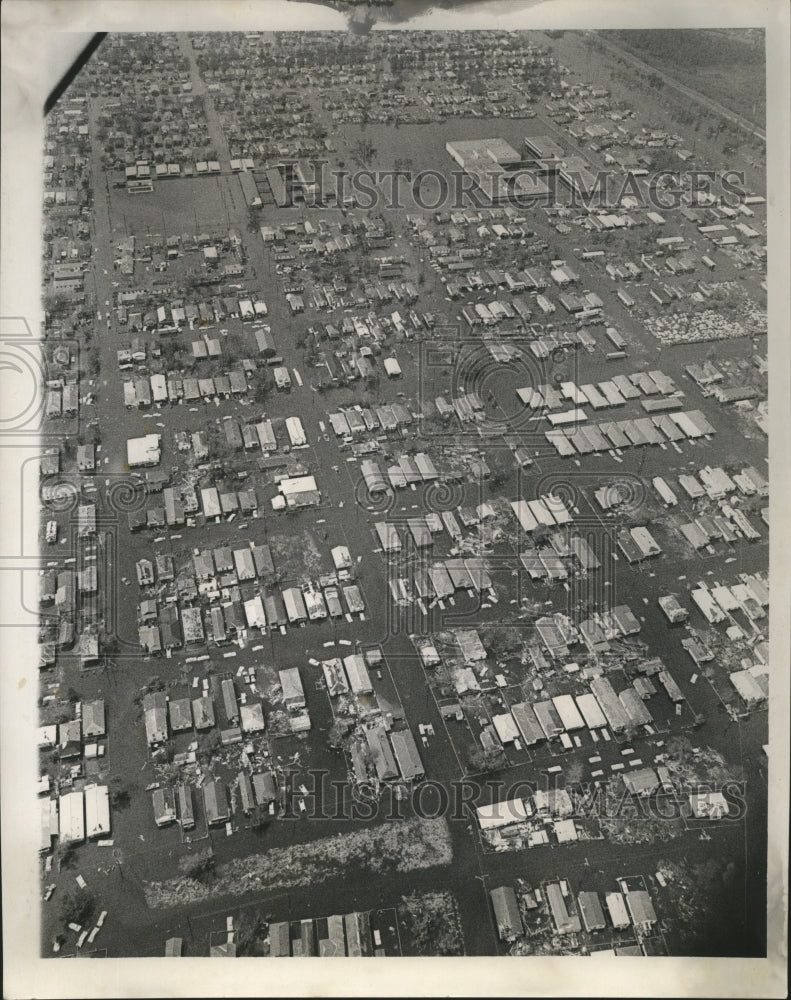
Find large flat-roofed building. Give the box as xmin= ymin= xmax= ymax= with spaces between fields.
xmin=447 ymin=137 xmax=522 ymax=168
xmin=52 ymin=262 xmax=84 ymax=294
xmin=624 ymin=890 xmax=658 ymax=933
xmin=490 ymin=886 xmax=523 ymax=941
xmin=264 ymin=167 xmax=290 ymax=207
xmin=546 ymin=882 xmax=581 ymax=934
xmin=524 ymin=134 xmax=565 ymax=161
xmin=446 ymin=138 xmax=548 ymax=202
xmin=238 ymin=169 xmax=261 ymax=208
xmin=84 ymin=783 xmax=111 ymax=839
xmin=127 ymin=433 xmax=161 ymax=468
xmin=58 ymin=789 xmax=85 ymax=843
xmin=578 ymin=891 xmax=606 ymax=932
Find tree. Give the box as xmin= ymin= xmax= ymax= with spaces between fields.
xmin=54 ymin=841 xmax=76 ymax=870
xmin=60 ymin=888 xmax=95 ymax=927
xmin=481 ymin=625 xmax=522 ymax=662
xmin=466 ymin=746 xmax=506 ymax=775
xmin=488 ymin=468 xmax=509 ymax=489
xmin=224 ymin=331 xmax=243 ymax=361
xmin=178 ymin=846 xmax=215 ymax=881
xmin=327 ymin=718 xmax=353 ymax=750
xmin=249 ymin=806 xmax=270 ymax=832
xmin=236 ymin=911 xmax=267 ymax=956
xmin=160 ymin=339 xmax=183 ymax=370
xmin=352 ymin=137 xmax=377 ymax=165
xmin=197 ymin=729 xmax=221 ymax=763
xmin=44 ymin=291 xmax=71 ymax=319
xmin=247 ymin=206 xmax=262 ymax=234
xmin=253 ymin=377 xmax=268 ymax=405
xmin=133 ymin=676 xmax=165 ymax=708
xmin=109 ymin=775 xmax=135 ymax=810
xmin=531 ymin=524 xmax=552 ymax=545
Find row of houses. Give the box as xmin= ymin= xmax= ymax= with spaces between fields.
xmin=678 ymin=464 xmax=767 ymax=502
xmin=43 ymin=784 xmax=110 ymax=849
xmin=142 ymin=673 xmax=266 ymax=749
xmin=482 ymin=671 xmax=657 ymax=755
xmin=328 ymin=401 xmax=416 ymax=445
xmin=678 ymin=507 xmax=762 ymax=550
xmin=355 ymin=723 xmax=425 ymax=784
xmin=518 ymin=368 xmax=680 ymax=413
xmin=39 ymin=701 xmax=106 ymax=757
xmin=130 ymin=480 xmax=259 ymax=532
xmin=125 ymin=156 xmax=255 ymax=183
xmin=122 ymin=369 xmax=249 ymax=407
xmin=517 ymin=536 xmax=600 ymax=583
xmin=302 ymin=277 xmax=419 ymax=314
xmin=152 ymin=766 xmax=275 ymax=832
xmin=136 ymin=576 xmax=367 ymax=656
xmin=116 ymin=293 xmax=267 ymax=331
xmin=545 ymin=409 xmax=716 ymax=458
xmin=45 ymin=382 xmax=80 ymax=419
xmin=318 ymin=653 xmax=427 ymax=784
xmin=266 ymin=910 xmax=379 ymax=957
xmin=490 ymin=881 xmax=657 ymax=944
xmin=119 ymin=333 xmax=237 ymax=367
xmin=509 ymin=493 xmax=574 ymax=533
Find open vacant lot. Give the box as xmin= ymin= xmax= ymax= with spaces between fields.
xmin=109 ymin=174 xmax=245 ymax=236
xmin=143 ymin=815 xmax=453 ymax=907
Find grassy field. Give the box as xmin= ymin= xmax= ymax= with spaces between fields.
xmin=109 ymin=174 xmax=245 ymax=237
xmin=143 ymin=815 xmax=453 ymax=907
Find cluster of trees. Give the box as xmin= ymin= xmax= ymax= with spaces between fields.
xmin=159 ymin=339 xmax=184 ymax=370
xmin=133 ymin=676 xmax=166 ymax=712
xmin=197 ymin=729 xmax=221 ymax=764
xmin=466 ymin=745 xmax=506 ymax=775
xmin=44 ymin=291 xmax=74 ymax=320
xmin=235 ymin=911 xmax=268 ymax=956
xmin=612 ymin=29 xmax=760 ymax=76
xmin=480 ymin=625 xmax=523 ymax=661
xmin=247 ymin=206 xmax=263 ymax=235
xmin=60 ymin=887 xmax=95 ymax=928
xmin=109 ymin=774 xmax=135 ymax=811
xmin=327 ymin=718 xmax=354 ymax=751
xmin=706 ymin=283 xmax=747 ymax=321
xmin=178 ymin=846 xmax=216 ymax=881
xmin=351 ymin=137 xmax=377 ymax=166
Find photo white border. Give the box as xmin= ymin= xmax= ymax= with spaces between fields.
xmin=1 ymin=1 xmax=788 ymax=996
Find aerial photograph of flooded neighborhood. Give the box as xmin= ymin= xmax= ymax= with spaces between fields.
xmin=34 ymin=15 xmax=775 ymax=964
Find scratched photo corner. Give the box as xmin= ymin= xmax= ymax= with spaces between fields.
xmin=30 ymin=11 xmax=776 ymax=970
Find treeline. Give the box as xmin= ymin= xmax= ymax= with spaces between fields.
xmin=608 ymin=29 xmax=764 ymax=76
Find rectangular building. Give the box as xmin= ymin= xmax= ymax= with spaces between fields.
xmin=490 ymin=886 xmax=523 ymax=942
